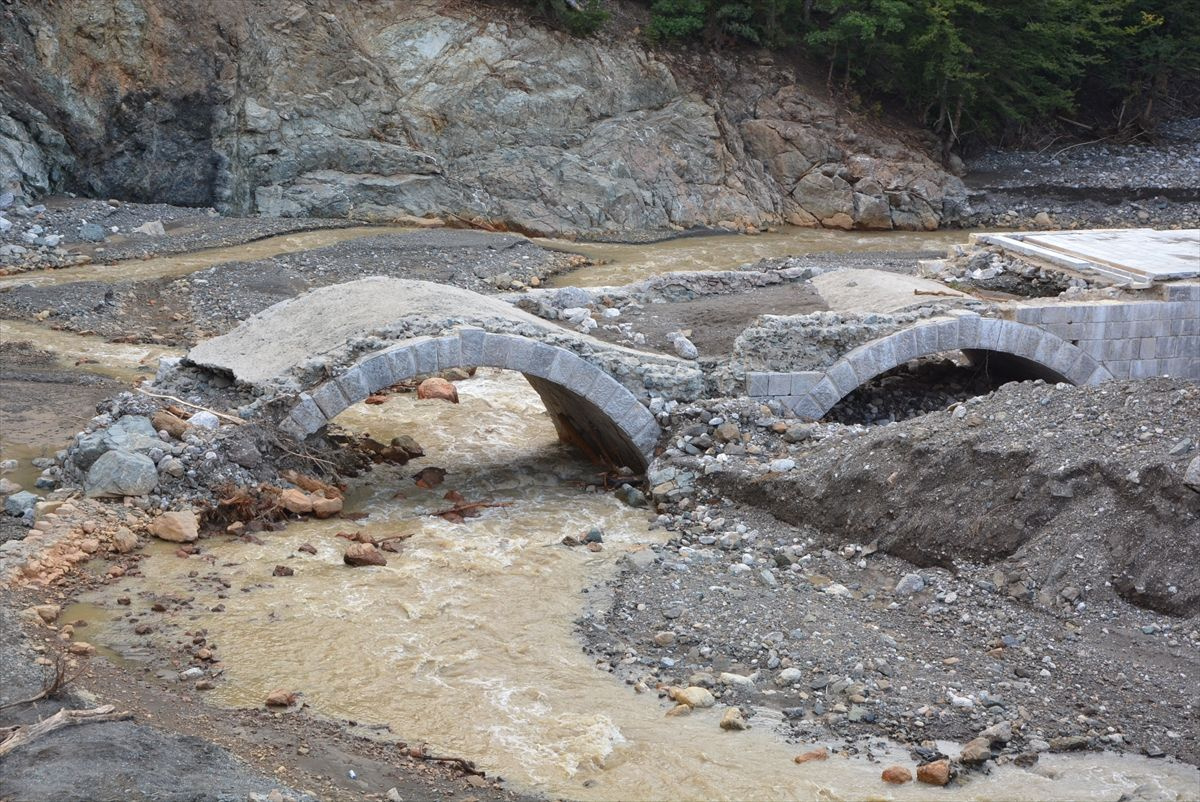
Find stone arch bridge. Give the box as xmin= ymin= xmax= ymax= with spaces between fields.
xmin=186 ymin=278 xmax=702 ymax=470
xmin=186 ymin=278 xmax=1199 ymax=470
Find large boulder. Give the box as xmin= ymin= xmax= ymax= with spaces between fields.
xmin=75 ymin=416 xmax=162 ymax=470
xmin=149 ymin=510 xmax=199 ymax=542
xmin=3 ymin=490 xmax=38 ymax=517
xmin=84 ymin=451 xmax=158 ymax=498
xmin=1185 ymin=456 xmax=1200 ymax=492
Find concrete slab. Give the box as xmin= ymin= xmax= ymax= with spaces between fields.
xmin=984 ymin=229 xmax=1199 ymax=283
xmin=185 ymin=276 xmax=671 ymax=387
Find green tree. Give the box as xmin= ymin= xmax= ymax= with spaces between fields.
xmin=803 ymin=0 xmax=909 ymax=91
xmin=518 ymin=0 xmax=609 ymax=35
xmin=1089 ymin=1 xmax=1200 ymax=132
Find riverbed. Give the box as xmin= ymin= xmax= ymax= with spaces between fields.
xmin=70 ymin=370 xmax=1200 ymax=802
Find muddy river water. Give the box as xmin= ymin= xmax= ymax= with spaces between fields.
xmin=6 ymin=227 xmax=1199 ymax=800
xmin=540 ymin=228 xmax=969 ymax=287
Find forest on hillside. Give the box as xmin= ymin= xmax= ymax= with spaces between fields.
xmin=517 ymin=0 xmax=1200 ymax=152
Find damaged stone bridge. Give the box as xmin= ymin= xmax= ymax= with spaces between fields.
xmin=186 ymin=277 xmax=704 ymax=470
xmin=745 ymin=282 xmax=1199 ymax=419
xmin=186 ymin=272 xmax=1198 ymax=471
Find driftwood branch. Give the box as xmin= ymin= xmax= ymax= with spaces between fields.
xmin=404 ymin=744 xmax=486 ymax=776
xmin=0 ymin=705 xmax=131 ymax=757
xmin=429 ymin=501 xmax=513 ymax=518
xmin=373 ymin=532 xmax=416 ymax=545
xmin=913 ymin=289 xmax=962 ymax=298
xmin=136 ymin=388 xmax=245 ymax=424
xmin=0 ymin=654 xmax=79 ymax=711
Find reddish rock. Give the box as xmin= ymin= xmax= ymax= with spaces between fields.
xmin=32 ymin=604 xmax=60 ymax=624
xmin=917 ymin=759 xmax=951 ymax=786
xmin=413 ymin=467 xmax=447 ymax=489
xmin=344 ymin=543 xmax=387 ymax=567
xmin=416 ymin=377 xmax=459 ymax=404
xmin=297 ymin=543 xmax=317 ymax=555
xmin=794 ymin=747 xmax=829 ymax=764
xmin=960 ymin=736 xmax=993 ymax=764
xmin=719 ymin=707 xmax=748 ymax=730
xmin=310 ymin=494 xmax=343 ymax=519
xmin=110 ymin=526 xmax=138 ymax=553
xmin=272 ymin=565 xmax=295 ymax=577
xmin=68 ymin=641 xmax=96 ymax=656
xmin=150 ymin=511 xmax=199 ymax=543
xmin=264 ymin=688 xmax=297 ymax=707
xmin=279 ymin=488 xmax=313 ymax=514
xmin=882 ymin=766 xmax=912 ymax=784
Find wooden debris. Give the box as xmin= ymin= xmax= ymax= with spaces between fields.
xmin=0 ymin=706 xmax=132 ymax=757
xmin=430 ymin=500 xmax=512 ymax=523
xmin=135 ymin=388 xmax=245 ymax=424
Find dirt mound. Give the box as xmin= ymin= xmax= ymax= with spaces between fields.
xmin=720 ymin=378 xmax=1200 ymax=615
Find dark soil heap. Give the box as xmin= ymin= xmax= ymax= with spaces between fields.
xmin=583 ymin=377 xmax=1199 ymax=767
xmin=732 ymin=378 xmax=1200 ymax=616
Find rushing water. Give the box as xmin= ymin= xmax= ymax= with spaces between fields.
xmin=540 ymin=227 xmax=966 ymax=287
xmin=77 ymin=371 xmax=1199 ymax=802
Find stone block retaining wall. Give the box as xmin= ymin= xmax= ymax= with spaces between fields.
xmin=1003 ymin=287 xmax=1199 ymax=381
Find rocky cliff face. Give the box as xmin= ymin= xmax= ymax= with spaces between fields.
xmin=0 ymin=0 xmax=967 ymax=235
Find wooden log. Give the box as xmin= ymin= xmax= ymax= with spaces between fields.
xmin=0 ymin=706 xmax=132 ymax=757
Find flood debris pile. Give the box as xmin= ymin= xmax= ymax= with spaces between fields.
xmin=923 ymin=243 xmax=1102 ymax=297
xmin=583 ymin=376 xmax=1200 ymax=781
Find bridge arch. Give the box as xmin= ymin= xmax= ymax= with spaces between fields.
xmin=279 ymin=328 xmax=661 ymax=470
xmin=779 ymin=314 xmax=1114 ymax=419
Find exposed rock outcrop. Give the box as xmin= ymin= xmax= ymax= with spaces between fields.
xmin=0 ymin=0 xmax=965 ymax=235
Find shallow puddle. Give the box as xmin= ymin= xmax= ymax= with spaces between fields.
xmin=76 ymin=371 xmax=1199 ymax=802
xmin=541 ymin=227 xmax=967 ymax=287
